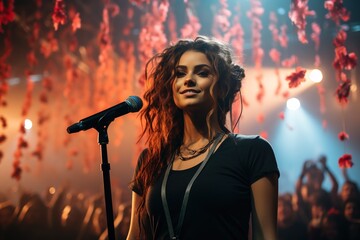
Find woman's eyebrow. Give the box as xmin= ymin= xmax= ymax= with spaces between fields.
xmin=176 ymin=64 xmax=211 ymax=69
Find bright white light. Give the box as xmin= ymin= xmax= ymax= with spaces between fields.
xmin=24 ymin=119 xmax=33 ymax=130
xmin=287 ymin=98 xmax=301 ymax=110
xmin=351 ymin=84 xmax=357 ymax=92
xmin=277 ymin=8 xmax=286 ymax=15
xmin=308 ymin=69 xmax=323 ymax=83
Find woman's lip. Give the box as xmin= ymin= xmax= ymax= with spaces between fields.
xmin=180 ymin=89 xmax=201 ymax=94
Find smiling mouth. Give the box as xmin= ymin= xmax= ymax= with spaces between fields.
xmin=180 ymin=89 xmax=201 ymax=94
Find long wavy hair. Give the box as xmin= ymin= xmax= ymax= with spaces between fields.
xmin=134 ymin=35 xmax=245 ymax=223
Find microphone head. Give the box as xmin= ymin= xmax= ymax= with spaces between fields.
xmin=125 ymin=96 xmax=143 ymax=112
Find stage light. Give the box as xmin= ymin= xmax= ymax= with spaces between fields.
xmin=308 ymin=69 xmax=323 ymax=83
xmin=277 ymin=8 xmax=286 ymax=15
xmin=49 ymin=187 xmax=56 ymax=195
xmin=24 ymin=119 xmax=33 ymax=130
xmin=351 ymin=84 xmax=357 ymax=92
xmin=352 ymin=24 xmax=360 ymax=32
xmin=286 ymin=98 xmax=301 ymax=110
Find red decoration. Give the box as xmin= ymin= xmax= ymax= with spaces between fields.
xmin=212 ymin=0 xmax=231 ymax=37
xmin=288 ymin=0 xmax=315 ymax=44
xmin=71 ymin=12 xmax=81 ymax=32
xmin=281 ymin=55 xmax=298 ymax=68
xmin=257 ymin=113 xmax=264 ymax=123
xmin=311 ymin=23 xmax=321 ymax=51
xmin=279 ymin=25 xmax=288 ymax=48
xmin=333 ymin=46 xmax=357 ymax=71
xmin=269 ymin=48 xmax=281 ymax=64
xmin=0 ymin=134 xmax=6 ymax=143
xmin=333 ymin=29 xmax=347 ymax=47
xmin=0 ymin=115 xmax=6 ymax=128
xmin=11 ymin=160 xmax=22 ymax=180
xmin=338 ymin=131 xmax=349 ymax=141
xmin=0 ymin=0 xmax=15 ymax=32
xmin=327 ymin=207 xmax=340 ymax=215
xmin=279 ymin=112 xmax=285 ymax=120
xmin=180 ymin=3 xmax=201 ymax=39
xmin=322 ymin=120 xmax=327 ymax=129
xmin=247 ymin=0 xmax=264 ymax=69
xmin=260 ymin=131 xmax=268 ymax=139
xmin=335 ymin=77 xmax=351 ymax=105
xmin=324 ymin=0 xmax=350 ymax=25
xmin=285 ymin=67 xmax=306 ymax=88
xmin=52 ymin=0 xmax=67 ymax=31
xmin=338 ymin=154 xmax=353 ymax=168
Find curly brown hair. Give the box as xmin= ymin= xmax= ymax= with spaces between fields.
xmin=133 ymin=35 xmax=245 ymax=220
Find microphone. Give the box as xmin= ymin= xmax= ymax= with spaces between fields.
xmin=67 ymin=96 xmax=143 ymax=134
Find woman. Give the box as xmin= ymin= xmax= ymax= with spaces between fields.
xmin=127 ymin=36 xmax=279 ymax=240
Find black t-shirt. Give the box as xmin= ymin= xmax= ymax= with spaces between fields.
xmin=132 ymin=134 xmax=279 ymax=240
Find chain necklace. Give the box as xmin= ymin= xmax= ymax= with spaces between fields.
xmin=177 ymin=133 xmax=220 ymax=161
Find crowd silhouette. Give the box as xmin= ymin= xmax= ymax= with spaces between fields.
xmin=0 ymin=184 xmax=131 ymax=240
xmin=278 ymin=156 xmax=360 ymax=240
xmin=1 ymin=155 xmax=359 ymax=240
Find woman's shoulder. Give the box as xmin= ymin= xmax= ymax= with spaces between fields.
xmin=225 ymin=133 xmax=274 ymax=154
xmin=228 ymin=133 xmax=269 ymax=145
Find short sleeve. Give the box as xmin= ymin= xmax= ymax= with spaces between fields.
xmin=129 ymin=149 xmax=148 ymax=196
xmin=246 ymin=136 xmax=279 ymax=184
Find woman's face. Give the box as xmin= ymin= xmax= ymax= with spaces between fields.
xmin=172 ymin=50 xmax=218 ymax=112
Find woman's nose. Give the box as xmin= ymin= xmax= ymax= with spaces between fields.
xmin=184 ymin=75 xmax=196 ymax=86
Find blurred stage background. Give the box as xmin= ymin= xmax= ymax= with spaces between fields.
xmin=0 ymin=0 xmax=359 ymax=205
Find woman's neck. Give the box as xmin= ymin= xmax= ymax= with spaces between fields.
xmin=182 ymin=112 xmax=223 ymax=145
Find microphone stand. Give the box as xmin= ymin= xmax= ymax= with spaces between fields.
xmin=95 ymin=116 xmax=117 ymax=240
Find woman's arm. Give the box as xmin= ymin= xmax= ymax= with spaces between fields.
xmin=319 ymin=155 xmax=339 ymax=199
xmin=126 ymin=191 xmax=141 ymax=240
xmin=251 ymin=173 xmax=278 ymax=240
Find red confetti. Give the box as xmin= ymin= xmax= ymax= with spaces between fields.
xmin=260 ymin=131 xmax=268 ymax=139
xmin=279 ymin=112 xmax=285 ymax=120
xmin=52 ymin=0 xmax=67 ymax=31
xmin=279 ymin=25 xmax=288 ymax=48
xmin=212 ymin=0 xmax=231 ymax=37
xmin=311 ymin=22 xmax=321 ymax=51
xmin=0 ymin=115 xmax=6 ymax=128
xmin=11 ymin=160 xmax=22 ymax=180
xmin=322 ymin=120 xmax=327 ymax=129
xmin=327 ymin=207 xmax=340 ymax=215
xmin=18 ymin=137 xmax=28 ymax=149
xmin=338 ymin=131 xmax=349 ymax=141
xmin=269 ymin=12 xmax=279 ymax=43
xmin=338 ymin=154 xmax=353 ymax=168
xmin=288 ymin=0 xmax=315 ymax=44
xmin=0 ymin=134 xmax=6 ymax=143
xmin=282 ymin=91 xmax=290 ymax=99
xmin=26 ymin=51 xmax=38 ymax=67
xmin=257 ymin=113 xmax=265 ymax=123
xmin=247 ymin=0 xmax=264 ymax=69
xmin=324 ymin=0 xmax=350 ymax=25
xmin=335 ymin=78 xmax=351 ymax=105
xmin=314 ymin=54 xmax=321 ymax=68
xmin=333 ymin=29 xmax=347 ymax=47
xmin=0 ymin=0 xmax=15 ymax=32
xmin=281 ymin=55 xmax=298 ymax=68
xmin=0 ymin=60 xmax=11 ymax=80
xmin=71 ymin=12 xmax=81 ymax=32
xmin=180 ymin=6 xmax=201 ymax=38
xmin=269 ymin=48 xmax=281 ymax=64
xmin=285 ymin=67 xmax=306 ymax=88
xmin=333 ymin=46 xmax=357 ymax=71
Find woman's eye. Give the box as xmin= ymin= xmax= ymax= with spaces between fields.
xmin=198 ymin=71 xmax=210 ymax=77
xmin=175 ymin=71 xmax=186 ymax=77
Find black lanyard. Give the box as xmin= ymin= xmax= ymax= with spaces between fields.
xmin=160 ymin=133 xmax=224 ymax=240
